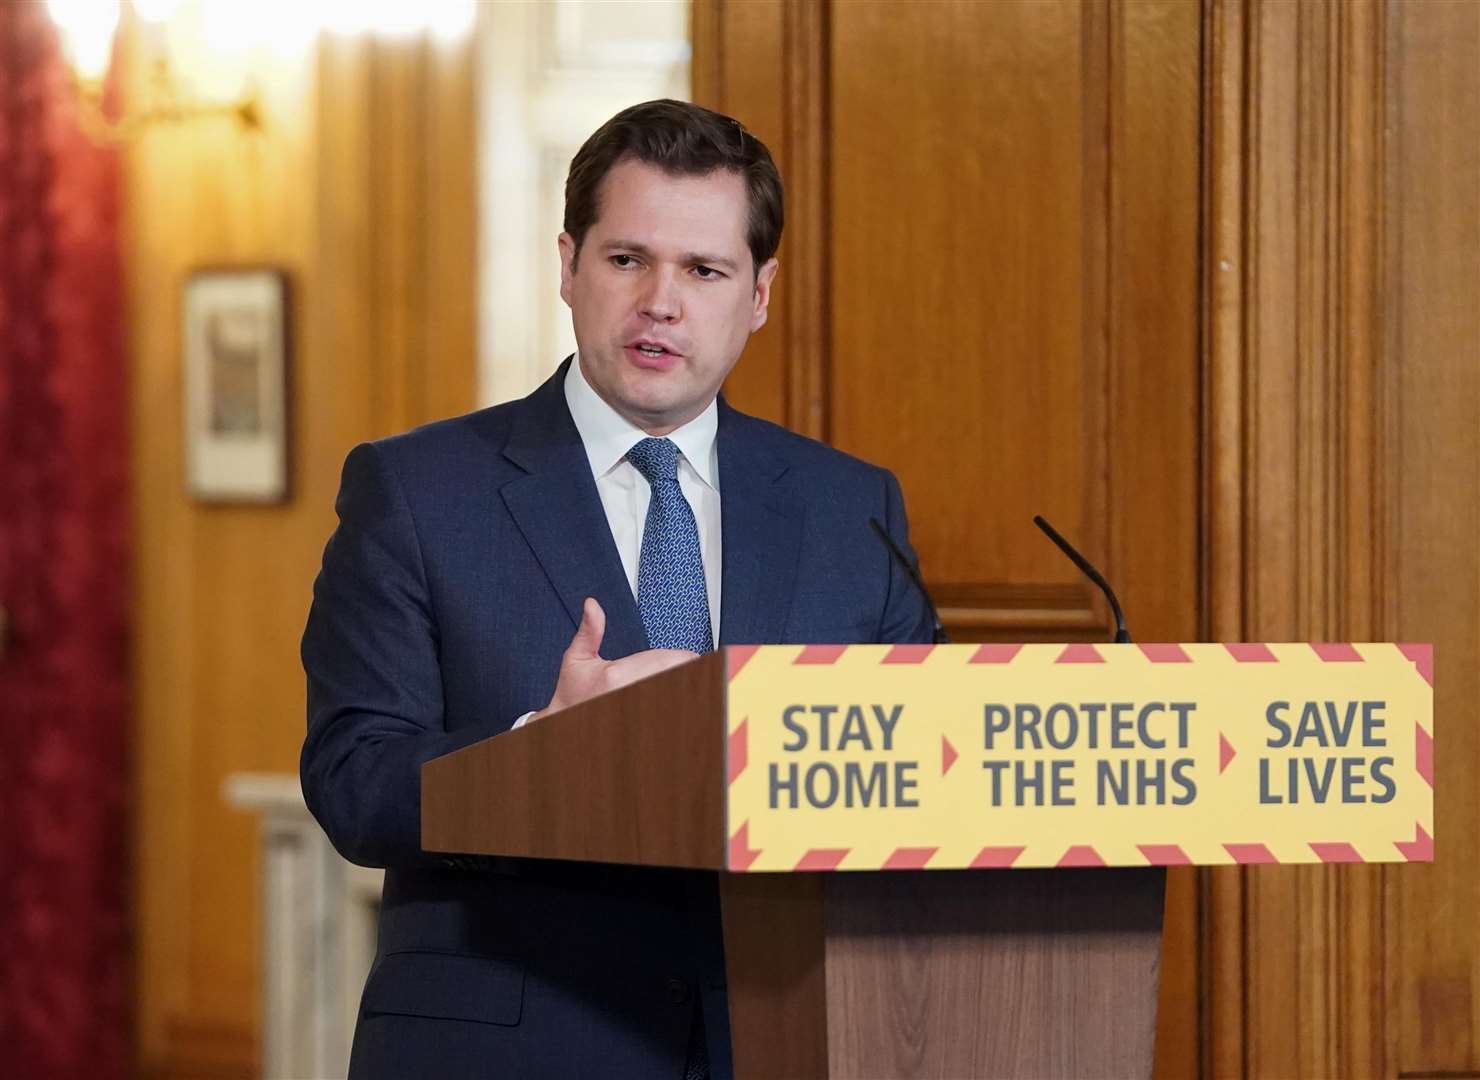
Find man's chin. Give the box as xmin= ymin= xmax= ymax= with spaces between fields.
xmin=620 ymin=389 xmax=707 ymax=435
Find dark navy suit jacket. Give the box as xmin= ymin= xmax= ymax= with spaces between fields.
xmin=301 ymin=359 xmax=933 ymax=1078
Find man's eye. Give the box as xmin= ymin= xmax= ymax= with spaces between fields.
xmin=610 ymin=255 xmax=639 ymax=268
xmin=693 ymin=265 xmax=723 ymax=280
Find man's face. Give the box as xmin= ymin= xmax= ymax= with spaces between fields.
xmin=559 ymin=158 xmax=778 ymax=435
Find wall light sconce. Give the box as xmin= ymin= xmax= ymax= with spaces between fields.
xmin=46 ymin=0 xmax=261 ymax=142
xmin=45 ymin=0 xmax=477 ymax=144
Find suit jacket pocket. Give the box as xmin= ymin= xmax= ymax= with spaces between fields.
xmin=363 ymin=950 xmax=524 ymax=1027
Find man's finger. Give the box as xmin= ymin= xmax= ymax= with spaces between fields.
xmin=604 ymin=647 xmax=699 ymax=692
xmin=565 ymin=597 xmax=606 ymax=661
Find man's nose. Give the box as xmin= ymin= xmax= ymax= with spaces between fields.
xmin=639 ymin=269 xmax=681 ymax=323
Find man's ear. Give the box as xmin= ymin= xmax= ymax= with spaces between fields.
xmin=558 ymin=232 xmax=577 ymax=308
xmin=750 ymin=258 xmax=779 ymax=332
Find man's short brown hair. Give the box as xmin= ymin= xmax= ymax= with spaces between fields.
xmin=564 ymin=99 xmax=784 ymax=278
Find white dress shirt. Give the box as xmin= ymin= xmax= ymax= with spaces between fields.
xmin=564 ymin=355 xmax=723 ymax=636
xmin=513 ymin=357 xmax=722 ymax=727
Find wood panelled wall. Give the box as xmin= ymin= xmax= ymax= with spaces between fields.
xmin=696 ymin=0 xmax=1202 ymax=643
xmin=123 ymin=25 xmax=476 ymax=1079
xmin=696 ymin=1 xmax=1204 ymax=1071
xmin=699 ymin=0 xmax=1480 ymax=1076
xmin=1385 ymin=3 xmax=1480 ymax=1066
xmin=119 ymin=1 xmax=1478 ymax=1076
xmin=1204 ymin=0 xmax=1480 ymax=1076
xmin=1202 ymin=1 xmax=1389 ymax=1072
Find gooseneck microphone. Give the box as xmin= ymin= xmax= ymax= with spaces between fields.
xmin=868 ymin=517 xmax=949 ymax=644
xmin=1032 ymin=514 xmax=1132 ymax=644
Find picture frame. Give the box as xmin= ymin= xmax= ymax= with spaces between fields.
xmin=182 ymin=268 xmax=290 ymax=503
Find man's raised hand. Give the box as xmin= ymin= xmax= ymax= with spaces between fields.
xmin=530 ymin=597 xmax=698 ymax=723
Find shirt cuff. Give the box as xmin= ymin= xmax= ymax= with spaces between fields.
xmin=510 ymin=710 xmax=538 ymax=730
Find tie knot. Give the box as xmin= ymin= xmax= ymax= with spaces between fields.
xmin=626 ymin=437 xmax=680 ymax=484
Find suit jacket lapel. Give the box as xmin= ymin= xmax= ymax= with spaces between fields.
xmin=499 ymin=359 xmax=649 ymax=659
xmin=717 ymin=400 xmax=806 ymax=646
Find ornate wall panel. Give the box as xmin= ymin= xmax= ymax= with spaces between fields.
xmin=698 ymin=0 xmax=1201 ymax=648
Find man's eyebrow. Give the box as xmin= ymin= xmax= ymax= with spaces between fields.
xmin=601 ymin=239 xmax=740 ymax=273
xmin=601 ymin=239 xmax=655 ymax=257
xmin=683 ymin=252 xmax=741 ymax=272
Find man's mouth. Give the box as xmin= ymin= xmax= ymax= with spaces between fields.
xmin=626 ymin=340 xmax=683 ymax=369
xmin=630 ymin=338 xmax=680 ymax=356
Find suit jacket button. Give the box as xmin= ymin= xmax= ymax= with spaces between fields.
xmin=665 ymin=977 xmax=691 ymax=1005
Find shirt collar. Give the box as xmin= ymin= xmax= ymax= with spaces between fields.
xmin=564 ymin=354 xmax=720 ymax=490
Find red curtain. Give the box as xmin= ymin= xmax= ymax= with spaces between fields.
xmin=0 ymin=3 xmax=130 ymax=1077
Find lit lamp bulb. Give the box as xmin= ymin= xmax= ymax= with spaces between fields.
xmin=130 ymin=0 xmax=183 ymax=23
xmin=46 ymin=0 xmax=122 ymax=86
xmin=427 ymin=0 xmax=476 ymax=42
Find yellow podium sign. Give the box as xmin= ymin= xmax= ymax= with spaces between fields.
xmin=723 ymin=643 xmax=1433 ymax=871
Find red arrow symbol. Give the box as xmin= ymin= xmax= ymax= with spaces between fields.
xmin=1219 ymin=734 xmax=1236 ymax=774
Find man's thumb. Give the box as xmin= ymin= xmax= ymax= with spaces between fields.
xmin=566 ymin=597 xmax=606 ymax=660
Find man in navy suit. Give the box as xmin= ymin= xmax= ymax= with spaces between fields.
xmin=301 ymin=99 xmax=933 ymax=1079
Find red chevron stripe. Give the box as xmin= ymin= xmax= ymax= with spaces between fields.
xmin=727 ymin=719 xmax=748 ymax=784
xmin=1398 ymin=643 xmax=1434 ymax=686
xmin=1311 ymin=642 xmax=1362 ymax=661
xmin=728 ymin=822 xmax=761 ymax=871
xmin=1056 ymin=644 xmax=1104 ymax=664
xmin=1137 ymin=844 xmax=1192 ymax=865
xmin=882 ymin=847 xmax=938 ymax=870
xmin=1224 ymin=843 xmax=1278 ymax=864
xmin=726 ymin=645 xmax=761 ymax=680
xmin=795 ymin=644 xmax=848 ymax=665
xmin=1223 ymin=643 xmax=1277 ymax=662
xmin=1310 ymin=843 xmax=1364 ymax=863
xmin=1416 ymin=725 xmax=1434 ymax=787
xmin=1219 ymin=734 xmax=1237 ymax=774
xmin=970 ymin=846 xmax=1025 ymax=868
xmin=1395 ymin=823 xmax=1434 ymax=861
xmin=795 ymin=848 xmax=850 ymax=871
xmin=1139 ymin=643 xmax=1192 ymax=663
xmin=883 ymin=643 xmax=934 ymax=664
xmin=1057 ymin=845 xmax=1106 ymax=867
xmin=969 ymin=644 xmax=1023 ymax=664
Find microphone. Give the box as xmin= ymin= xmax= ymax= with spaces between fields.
xmin=1032 ymin=515 xmax=1132 ymax=643
xmin=868 ymin=517 xmax=949 ymax=644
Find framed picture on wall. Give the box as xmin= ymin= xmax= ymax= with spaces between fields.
xmin=183 ymin=268 xmax=290 ymax=503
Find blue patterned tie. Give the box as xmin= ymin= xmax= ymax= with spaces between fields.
xmin=626 ymin=437 xmax=714 ymax=653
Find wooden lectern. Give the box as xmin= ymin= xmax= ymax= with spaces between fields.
xmin=423 ymin=649 xmax=1164 ymax=1079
